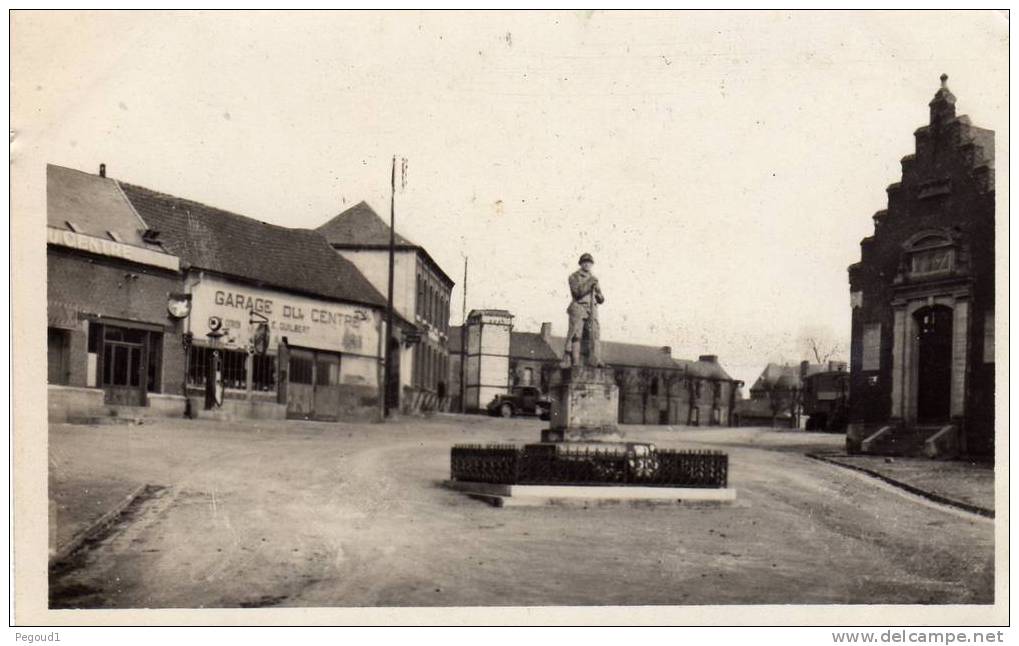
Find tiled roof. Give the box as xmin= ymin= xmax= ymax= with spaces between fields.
xmin=510 ymin=332 xmax=560 ymax=361
xmin=47 ymin=164 xmax=165 ymax=252
xmin=119 ymin=182 xmax=386 ymax=307
xmin=316 ymin=200 xmax=455 ymax=287
xmin=316 ymin=201 xmax=416 ymax=248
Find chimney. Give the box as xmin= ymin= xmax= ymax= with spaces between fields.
xmin=661 ymin=346 xmax=672 ymax=356
xmin=99 ymin=163 xmax=106 ymax=178
xmin=540 ymin=322 xmax=552 ymax=343
xmin=800 ymin=360 xmax=811 ymax=377
xmin=698 ymin=354 xmax=717 ymax=363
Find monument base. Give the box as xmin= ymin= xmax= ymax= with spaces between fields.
xmin=547 ymin=365 xmax=621 ymax=440
xmin=443 ymin=480 xmax=737 ymax=508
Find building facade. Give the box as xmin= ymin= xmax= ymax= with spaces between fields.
xmin=47 ymin=165 xmax=185 ymax=421
xmin=847 ymin=76 xmax=995 ymax=456
xmin=47 ymin=163 xmax=390 ymax=423
xmin=121 ymin=180 xmax=388 ymax=422
xmin=448 ymin=315 xmax=742 ymax=426
xmin=317 ymin=202 xmax=454 ymax=414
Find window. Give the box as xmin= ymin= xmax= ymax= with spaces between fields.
xmin=416 ymin=275 xmax=424 ymax=317
xmin=862 ymin=323 xmax=881 ymax=371
xmin=188 ymin=345 xmax=267 ymax=390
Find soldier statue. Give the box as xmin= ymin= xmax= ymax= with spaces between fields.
xmin=562 ymin=252 xmax=605 ymax=368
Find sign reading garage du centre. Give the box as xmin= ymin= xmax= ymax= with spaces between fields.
xmin=190 ymin=276 xmax=381 ymax=356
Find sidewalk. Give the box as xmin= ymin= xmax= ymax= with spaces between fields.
xmin=809 ymin=453 xmax=995 ymax=516
xmin=49 ymin=470 xmax=146 ymax=559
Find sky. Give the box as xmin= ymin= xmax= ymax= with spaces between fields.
xmin=11 ymin=10 xmax=1008 ymax=387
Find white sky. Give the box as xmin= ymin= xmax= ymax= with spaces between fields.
xmin=12 ymin=10 xmax=1008 ymax=387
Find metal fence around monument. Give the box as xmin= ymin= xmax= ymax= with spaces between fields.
xmin=450 ymin=444 xmax=728 ymax=488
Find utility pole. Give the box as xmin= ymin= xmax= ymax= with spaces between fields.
xmin=383 ymin=155 xmax=397 ymax=417
xmin=459 ymin=255 xmax=468 ymax=412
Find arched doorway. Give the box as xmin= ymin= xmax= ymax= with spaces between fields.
xmin=914 ymin=305 xmax=953 ymax=422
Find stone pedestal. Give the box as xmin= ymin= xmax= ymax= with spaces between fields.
xmin=540 ymin=366 xmax=624 ymax=443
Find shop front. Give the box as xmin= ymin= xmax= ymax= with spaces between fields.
xmin=187 ymin=275 xmax=383 ymax=421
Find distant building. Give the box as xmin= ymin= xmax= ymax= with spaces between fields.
xmin=317 ymin=201 xmax=455 ymax=414
xmin=448 ymin=315 xmax=742 ymax=426
xmin=847 ymin=76 xmax=995 ymax=457
xmin=801 ymin=361 xmax=850 ymax=432
xmin=736 ymin=363 xmax=804 ymax=429
xmin=737 ymin=360 xmax=849 ymax=430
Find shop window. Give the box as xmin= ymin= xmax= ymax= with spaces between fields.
xmin=47 ymin=328 xmax=70 ymax=385
xmin=188 ymin=346 xmax=254 ymax=390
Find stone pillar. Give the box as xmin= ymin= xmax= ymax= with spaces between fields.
xmin=950 ymin=298 xmax=969 ymax=418
xmin=541 ymin=366 xmax=622 ymax=442
xmin=890 ymin=304 xmax=907 ymax=419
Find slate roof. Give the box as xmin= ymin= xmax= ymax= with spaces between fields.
xmin=449 ymin=323 xmax=736 ymax=380
xmin=317 ymin=201 xmax=417 ymax=248
xmin=119 ymin=182 xmax=387 ymax=308
xmin=47 ymin=164 xmax=166 ymax=252
xmin=548 ymin=336 xmax=679 ymax=370
xmin=749 ymin=363 xmax=805 ymax=393
xmin=510 ymin=332 xmax=560 ymax=362
xmin=316 ymin=201 xmax=454 ymax=287
xmin=675 ymin=358 xmax=734 ymax=381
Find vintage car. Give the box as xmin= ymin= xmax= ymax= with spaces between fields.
xmin=486 ymin=386 xmax=551 ymax=420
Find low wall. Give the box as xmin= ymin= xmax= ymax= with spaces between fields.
xmin=48 ymin=385 xmax=105 ymax=423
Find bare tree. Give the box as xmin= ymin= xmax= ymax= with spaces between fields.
xmin=806 ymin=337 xmax=841 ymax=366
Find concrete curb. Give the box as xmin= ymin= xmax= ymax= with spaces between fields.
xmin=805 ymin=453 xmax=994 ymax=519
xmin=49 ymin=483 xmax=150 ymax=567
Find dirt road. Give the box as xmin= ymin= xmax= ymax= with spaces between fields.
xmin=49 ymin=416 xmax=993 ymax=607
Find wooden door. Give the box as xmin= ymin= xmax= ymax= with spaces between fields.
xmin=286 ymin=349 xmax=315 ymax=419
xmin=102 ymin=341 xmax=145 ymax=406
xmin=313 ymin=353 xmax=341 ymax=420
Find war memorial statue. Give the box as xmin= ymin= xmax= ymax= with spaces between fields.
xmin=446 ymin=251 xmax=732 ymax=505
xmin=562 ymin=252 xmax=604 ymax=368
